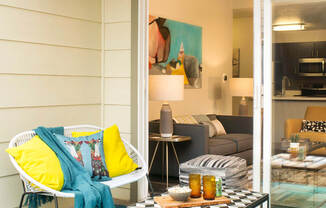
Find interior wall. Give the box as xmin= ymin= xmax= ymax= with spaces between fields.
xmin=103 ymin=0 xmax=132 ymax=201
xmin=233 ymin=16 xmax=253 ymax=78
xmin=0 ymin=0 xmax=102 ymax=207
xmin=149 ymin=0 xmax=233 ymax=120
xmin=232 ymin=16 xmax=254 ymax=116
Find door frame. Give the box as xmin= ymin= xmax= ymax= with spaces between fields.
xmin=253 ymin=0 xmax=263 ymax=192
xmin=253 ymin=0 xmax=273 ymax=199
xmin=137 ymin=0 xmax=149 ymax=201
xmin=262 ymin=0 xmax=273 ymax=197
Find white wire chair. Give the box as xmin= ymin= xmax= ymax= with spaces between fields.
xmin=8 ymin=125 xmax=148 ymax=208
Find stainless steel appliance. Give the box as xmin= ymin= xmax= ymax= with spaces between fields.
xmin=297 ymin=58 xmax=326 ymax=76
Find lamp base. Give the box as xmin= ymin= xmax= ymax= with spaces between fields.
xmin=239 ymin=97 xmax=249 ymax=116
xmin=160 ymin=103 xmax=173 ymax=138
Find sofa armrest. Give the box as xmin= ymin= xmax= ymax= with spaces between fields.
xmin=285 ymin=119 xmax=303 ymax=139
xmin=213 ymin=115 xmax=253 ymax=134
xmin=149 ymin=121 xmax=209 ymax=155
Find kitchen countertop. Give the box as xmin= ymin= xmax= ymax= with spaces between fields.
xmin=273 ymin=95 xmax=326 ymax=101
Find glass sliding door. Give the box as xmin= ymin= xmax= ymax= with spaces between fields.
xmin=269 ymin=0 xmax=326 ymax=207
xmin=253 ymin=0 xmax=263 ymax=193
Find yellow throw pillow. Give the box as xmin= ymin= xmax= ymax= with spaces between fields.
xmin=6 ymin=136 xmax=64 ymax=190
xmin=72 ymin=125 xmax=138 ymax=177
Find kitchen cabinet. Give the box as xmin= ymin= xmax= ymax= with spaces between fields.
xmin=273 ymin=42 xmax=326 ymax=76
xmin=314 ymin=41 xmax=326 ymax=57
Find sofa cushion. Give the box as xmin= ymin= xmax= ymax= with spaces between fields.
xmin=209 ymin=134 xmax=252 ymax=155
xmin=208 ymin=138 xmax=237 ymax=155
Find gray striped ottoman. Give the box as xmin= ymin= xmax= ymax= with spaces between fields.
xmin=179 ymin=155 xmax=248 ymax=189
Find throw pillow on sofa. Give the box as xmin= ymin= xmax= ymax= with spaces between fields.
xmin=6 ymin=135 xmax=64 ymax=190
xmin=173 ymin=115 xmax=198 ymax=124
xmin=72 ymin=125 xmax=138 ymax=178
xmin=55 ymin=132 xmax=110 ymax=181
xmin=211 ymin=119 xmax=227 ymax=135
xmin=200 ymin=121 xmax=217 ymax=137
xmin=301 ymin=120 xmax=326 ymax=133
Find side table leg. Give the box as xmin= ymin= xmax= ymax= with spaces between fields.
xmin=149 ymin=141 xmax=160 ymax=172
xmin=171 ymin=143 xmax=180 ymax=165
xmin=166 ymin=142 xmax=169 ymax=189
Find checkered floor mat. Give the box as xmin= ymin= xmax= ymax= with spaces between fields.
xmin=128 ymin=188 xmax=268 ymax=208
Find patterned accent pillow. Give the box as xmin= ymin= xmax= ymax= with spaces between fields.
xmin=192 ymin=114 xmax=211 ymax=123
xmin=301 ymin=120 xmax=326 ymax=133
xmin=55 ymin=132 xmax=110 ymax=181
xmin=200 ymin=121 xmax=217 ymax=137
xmin=173 ymin=115 xmax=198 ymax=124
xmin=211 ymin=119 xmax=227 ymax=135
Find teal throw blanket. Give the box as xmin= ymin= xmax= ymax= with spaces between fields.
xmin=35 ymin=126 xmax=115 ymax=208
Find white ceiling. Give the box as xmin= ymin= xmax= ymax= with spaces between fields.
xmin=233 ymin=0 xmax=326 ymax=30
xmin=273 ymin=1 xmax=326 ymax=30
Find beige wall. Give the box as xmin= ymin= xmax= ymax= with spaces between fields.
xmin=149 ymin=0 xmax=233 ymax=120
xmin=233 ymin=16 xmax=253 ymax=78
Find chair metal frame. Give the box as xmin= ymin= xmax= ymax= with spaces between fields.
xmin=8 ymin=125 xmax=148 ymax=207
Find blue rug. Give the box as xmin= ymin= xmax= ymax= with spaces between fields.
xmin=271 ymin=183 xmax=326 ymax=208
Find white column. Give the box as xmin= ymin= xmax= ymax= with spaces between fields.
xmin=263 ymin=0 xmax=272 ymax=201
xmin=253 ymin=0 xmax=263 ymax=193
xmin=137 ymin=0 xmax=149 ymax=201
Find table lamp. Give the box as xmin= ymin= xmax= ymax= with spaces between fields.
xmin=149 ymin=75 xmax=184 ymax=137
xmin=230 ymin=78 xmax=253 ymax=116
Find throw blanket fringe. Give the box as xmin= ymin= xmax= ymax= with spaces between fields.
xmin=24 ymin=194 xmax=53 ymax=208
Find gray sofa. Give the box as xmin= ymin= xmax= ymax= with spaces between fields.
xmin=149 ymin=115 xmax=253 ymax=177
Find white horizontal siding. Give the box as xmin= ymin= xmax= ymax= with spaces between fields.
xmin=0 ymin=5 xmax=101 ymax=49
xmin=104 ymin=50 xmax=131 ymax=77
xmin=0 ymin=175 xmax=24 ymax=208
xmin=104 ymin=78 xmax=131 ymax=105
xmin=0 ymin=105 xmax=101 ymax=142
xmin=0 ymin=40 xmax=101 ymax=76
xmin=0 ymin=143 xmax=17 ymax=177
xmin=0 ymin=75 xmax=101 ymax=108
xmin=105 ymin=23 xmax=131 ymax=50
xmin=0 ymin=0 xmax=102 ymax=207
xmin=111 ymin=186 xmax=130 ymax=201
xmin=0 ymin=0 xmax=101 ymax=22
xmin=104 ymin=105 xmax=131 ymax=134
xmin=105 ymin=0 xmax=131 ymax=23
xmin=103 ymin=0 xmax=133 ymax=200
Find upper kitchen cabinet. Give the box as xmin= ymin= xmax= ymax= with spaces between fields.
xmin=314 ymin=42 xmax=326 ymax=57
xmin=275 ymin=42 xmax=314 ymax=75
xmin=295 ymin=42 xmax=315 ymax=58
xmin=274 ymin=42 xmax=326 ymax=76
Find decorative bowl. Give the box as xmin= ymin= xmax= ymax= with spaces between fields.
xmin=168 ymin=186 xmax=192 ymax=201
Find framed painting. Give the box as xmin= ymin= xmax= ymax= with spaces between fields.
xmin=149 ymin=15 xmax=202 ymax=89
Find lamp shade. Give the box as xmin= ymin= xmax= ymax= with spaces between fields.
xmin=230 ymin=78 xmax=253 ymax=97
xmin=149 ymin=75 xmax=184 ymax=101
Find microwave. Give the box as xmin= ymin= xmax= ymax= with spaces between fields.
xmin=297 ymin=58 xmax=326 ymax=77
